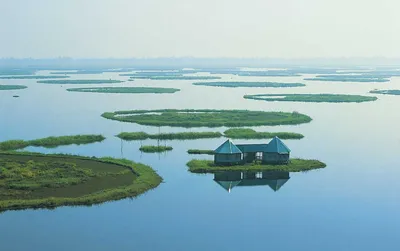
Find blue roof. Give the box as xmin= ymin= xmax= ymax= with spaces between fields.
xmin=236 ymin=144 xmax=269 ymax=153
xmin=215 ymin=140 xmax=242 ymax=154
xmin=265 ymin=137 xmax=291 ymax=154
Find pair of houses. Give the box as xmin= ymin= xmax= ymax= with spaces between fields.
xmin=214 ymin=136 xmax=291 ymax=165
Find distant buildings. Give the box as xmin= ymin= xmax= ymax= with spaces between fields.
xmin=214 ymin=136 xmax=291 ymax=165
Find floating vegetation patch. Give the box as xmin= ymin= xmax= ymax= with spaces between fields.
xmin=244 ymin=94 xmax=377 ymax=103
xmin=0 ymin=69 xmax=36 ymax=76
xmin=102 ymin=109 xmax=312 ymax=127
xmin=187 ymin=159 xmax=326 ymax=173
xmin=0 ymin=76 xmax=70 ymax=80
xmin=37 ymin=79 xmax=123 ymax=84
xmin=50 ymin=69 xmax=134 ymax=74
xmin=117 ymin=131 xmax=223 ymax=140
xmin=370 ymin=89 xmax=400 ymax=95
xmin=0 ymin=85 xmax=27 ymax=91
xmin=0 ymin=152 xmax=162 ymax=212
xmin=139 ymin=145 xmax=173 ymax=153
xmin=120 ymin=72 xmax=183 ymax=77
xmin=129 ymin=75 xmax=221 ymax=80
xmin=192 ymin=81 xmax=305 ymax=88
xmin=304 ymin=76 xmax=389 ymax=82
xmin=0 ymin=135 xmax=105 ymax=151
xmin=223 ymin=128 xmax=304 ymax=139
xmin=187 ymin=149 xmax=215 ymax=155
xmin=66 ymin=87 xmax=180 ymax=94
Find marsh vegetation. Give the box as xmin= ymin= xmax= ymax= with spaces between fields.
xmin=0 ymin=152 xmax=162 ymax=212
xmin=139 ymin=145 xmax=173 ymax=153
xmin=37 ymin=79 xmax=123 ymax=84
xmin=244 ymin=94 xmax=377 ymax=103
xmin=0 ymin=85 xmax=27 ymax=90
xmin=117 ymin=131 xmax=223 ymax=140
xmin=187 ymin=159 xmax=326 ymax=173
xmin=66 ymin=87 xmax=180 ymax=94
xmin=370 ymin=89 xmax=400 ymax=95
xmin=102 ymin=109 xmax=312 ymax=127
xmin=223 ymin=128 xmax=304 ymax=139
xmin=192 ymin=81 xmax=305 ymax=88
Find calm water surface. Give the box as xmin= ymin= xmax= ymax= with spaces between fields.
xmin=0 ymin=72 xmax=400 ymax=251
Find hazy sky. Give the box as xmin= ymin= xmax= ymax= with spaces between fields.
xmin=1 ymin=0 xmax=400 ymax=58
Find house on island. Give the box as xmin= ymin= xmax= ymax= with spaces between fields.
xmin=214 ymin=171 xmax=290 ymax=193
xmin=214 ymin=137 xmax=291 ymax=165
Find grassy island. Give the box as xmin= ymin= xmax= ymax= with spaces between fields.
xmin=102 ymin=109 xmax=312 ymax=127
xmin=0 ymin=152 xmax=162 ymax=212
xmin=370 ymin=89 xmax=400 ymax=95
xmin=0 ymin=75 xmax=70 ymax=80
xmin=129 ymin=76 xmax=221 ymax=80
xmin=244 ymin=94 xmax=377 ymax=103
xmin=0 ymin=85 xmax=27 ymax=90
xmin=50 ymin=69 xmax=134 ymax=75
xmin=66 ymin=87 xmax=180 ymax=94
xmin=192 ymin=81 xmax=305 ymax=88
xmin=187 ymin=149 xmax=215 ymax=155
xmin=224 ymin=128 xmax=304 ymax=139
xmin=139 ymin=145 xmax=173 ymax=153
xmin=37 ymin=80 xmax=123 ymax=84
xmin=304 ymin=76 xmax=389 ymax=82
xmin=120 ymin=72 xmax=183 ymax=77
xmin=0 ymin=70 xmax=36 ymax=76
xmin=0 ymin=135 xmax=105 ymax=151
xmin=117 ymin=131 xmax=223 ymax=141
xmin=187 ymin=159 xmax=326 ymax=173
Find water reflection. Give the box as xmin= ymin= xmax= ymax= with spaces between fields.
xmin=213 ymin=171 xmax=290 ymax=193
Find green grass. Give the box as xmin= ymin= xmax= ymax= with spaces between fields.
xmin=0 ymin=135 xmax=105 ymax=151
xmin=51 ymin=69 xmax=134 ymax=74
xmin=0 ymin=75 xmax=70 ymax=79
xmin=223 ymin=128 xmax=304 ymax=139
xmin=117 ymin=131 xmax=223 ymax=140
xmin=102 ymin=109 xmax=312 ymax=127
xmin=129 ymin=76 xmax=221 ymax=80
xmin=0 ymin=69 xmax=36 ymax=75
xmin=66 ymin=87 xmax=180 ymax=94
xmin=187 ymin=159 xmax=326 ymax=173
xmin=244 ymin=94 xmax=377 ymax=103
xmin=0 ymin=85 xmax=27 ymax=90
xmin=37 ymin=79 xmax=123 ymax=84
xmin=370 ymin=89 xmax=400 ymax=95
xmin=120 ymin=72 xmax=183 ymax=77
xmin=192 ymin=81 xmax=305 ymax=88
xmin=187 ymin=149 xmax=215 ymax=155
xmin=139 ymin=145 xmax=173 ymax=153
xmin=0 ymin=152 xmax=162 ymax=212
xmin=304 ymin=76 xmax=389 ymax=82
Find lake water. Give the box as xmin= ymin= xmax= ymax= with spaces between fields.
xmin=1 ymin=71 xmax=400 ymax=251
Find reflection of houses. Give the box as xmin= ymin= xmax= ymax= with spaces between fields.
xmin=214 ymin=171 xmax=290 ymax=193
xmin=214 ymin=137 xmax=291 ymax=165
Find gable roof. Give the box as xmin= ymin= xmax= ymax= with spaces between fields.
xmin=265 ymin=136 xmax=291 ymax=154
xmin=214 ymin=139 xmax=242 ymax=154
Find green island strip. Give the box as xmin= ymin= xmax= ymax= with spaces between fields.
xmin=370 ymin=89 xmax=400 ymax=95
xmin=0 ymin=70 xmax=36 ymax=76
xmin=102 ymin=109 xmax=312 ymax=127
xmin=129 ymin=75 xmax=221 ymax=80
xmin=50 ymin=69 xmax=134 ymax=75
xmin=37 ymin=80 xmax=123 ymax=84
xmin=304 ymin=76 xmax=389 ymax=82
xmin=66 ymin=87 xmax=180 ymax=94
xmin=223 ymin=128 xmax=304 ymax=139
xmin=187 ymin=159 xmax=326 ymax=173
xmin=139 ymin=145 xmax=173 ymax=153
xmin=118 ymin=131 xmax=223 ymax=141
xmin=0 ymin=135 xmax=105 ymax=151
xmin=117 ymin=129 xmax=303 ymax=141
xmin=0 ymin=152 xmax=162 ymax=212
xmin=187 ymin=149 xmax=215 ymax=155
xmin=192 ymin=81 xmax=305 ymax=88
xmin=244 ymin=94 xmax=377 ymax=103
xmin=0 ymin=85 xmax=28 ymax=91
xmin=120 ymin=72 xmax=183 ymax=77
xmin=0 ymin=75 xmax=70 ymax=80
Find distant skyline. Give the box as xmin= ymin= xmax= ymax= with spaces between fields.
xmin=1 ymin=0 xmax=400 ymax=58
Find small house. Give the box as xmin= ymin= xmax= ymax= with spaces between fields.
xmin=262 ymin=136 xmax=291 ymax=164
xmin=214 ymin=139 xmax=243 ymax=165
